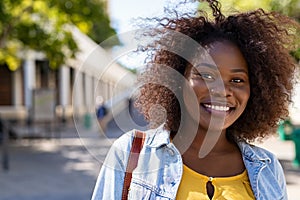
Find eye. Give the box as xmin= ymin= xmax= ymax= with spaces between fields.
xmin=190 ymin=68 xmax=216 ymax=81
xmin=230 ymin=78 xmax=244 ymax=83
xmin=200 ymin=73 xmax=215 ymax=81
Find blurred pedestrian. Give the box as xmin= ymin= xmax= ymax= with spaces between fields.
xmin=95 ymin=96 xmax=107 ymax=120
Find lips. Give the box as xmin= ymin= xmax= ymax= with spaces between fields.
xmin=201 ymin=102 xmax=235 ymax=115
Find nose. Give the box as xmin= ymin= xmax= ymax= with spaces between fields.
xmin=209 ymin=82 xmax=233 ymax=97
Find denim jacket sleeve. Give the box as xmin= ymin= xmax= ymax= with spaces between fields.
xmin=275 ymin=158 xmax=288 ymax=200
xmin=91 ymin=131 xmax=134 ymax=200
xmin=240 ymin=142 xmax=288 ymax=200
xmin=265 ymin=153 xmax=288 ymax=200
xmin=258 ymin=152 xmax=288 ymax=200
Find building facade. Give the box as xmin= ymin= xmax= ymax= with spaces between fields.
xmin=0 ymin=27 xmax=136 ymax=124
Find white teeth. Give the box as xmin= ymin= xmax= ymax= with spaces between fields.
xmin=203 ymin=104 xmax=230 ymax=111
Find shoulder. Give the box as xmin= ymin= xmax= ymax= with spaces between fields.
xmin=101 ymin=130 xmax=134 ymax=172
xmin=114 ymin=124 xmax=171 ymax=148
xmin=239 ymin=142 xmax=287 ymax=199
xmin=109 ymin=124 xmax=170 ymax=155
xmin=111 ymin=129 xmax=135 ymax=149
xmin=247 ymin=143 xmax=277 ymax=159
xmin=103 ymin=126 xmax=169 ymax=170
xmin=238 ymin=142 xmax=282 ymax=169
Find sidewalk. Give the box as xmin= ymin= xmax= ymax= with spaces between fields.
xmin=0 ymin=122 xmax=115 ymax=200
xmin=0 ymin=122 xmax=299 ymax=200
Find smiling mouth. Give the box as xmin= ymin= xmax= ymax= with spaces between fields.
xmin=201 ymin=103 xmax=235 ymax=113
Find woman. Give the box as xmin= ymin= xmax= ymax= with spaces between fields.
xmin=92 ymin=0 xmax=299 ymax=199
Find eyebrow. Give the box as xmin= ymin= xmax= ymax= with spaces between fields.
xmin=195 ymin=63 xmax=217 ymax=69
xmin=230 ymin=68 xmax=248 ymax=74
xmin=195 ymin=63 xmax=248 ymax=74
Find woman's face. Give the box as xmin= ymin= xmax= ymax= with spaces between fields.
xmin=184 ymin=40 xmax=250 ymax=130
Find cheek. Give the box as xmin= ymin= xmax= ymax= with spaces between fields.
xmin=182 ymin=81 xmax=201 ymax=120
xmin=189 ymin=80 xmax=208 ymax=99
xmin=237 ymin=86 xmax=250 ymax=105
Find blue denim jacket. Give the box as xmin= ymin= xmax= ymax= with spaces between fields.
xmin=91 ymin=126 xmax=287 ymax=200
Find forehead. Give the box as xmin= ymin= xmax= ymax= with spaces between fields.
xmin=200 ymin=40 xmax=248 ymax=72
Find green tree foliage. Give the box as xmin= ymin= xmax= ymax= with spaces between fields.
xmin=271 ymin=0 xmax=300 ymax=21
xmin=0 ymin=0 xmax=117 ymax=70
xmin=270 ymin=0 xmax=300 ymax=61
xmin=199 ymin=0 xmax=272 ymax=19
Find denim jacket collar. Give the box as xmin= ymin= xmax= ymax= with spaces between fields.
xmin=237 ymin=141 xmax=286 ymax=200
xmin=238 ymin=141 xmax=271 ymax=163
xmin=237 ymin=141 xmax=268 ymax=199
xmin=144 ymin=123 xmax=170 ymax=148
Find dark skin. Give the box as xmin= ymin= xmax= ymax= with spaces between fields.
xmin=181 ymin=130 xmax=245 ymax=177
xmin=174 ymin=40 xmax=250 ymax=198
xmin=181 ymin=129 xmax=244 ymax=198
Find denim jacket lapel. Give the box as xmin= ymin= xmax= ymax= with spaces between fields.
xmin=238 ymin=141 xmax=286 ymax=200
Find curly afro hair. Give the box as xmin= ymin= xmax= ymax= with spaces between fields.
xmin=135 ymin=0 xmax=300 ymax=142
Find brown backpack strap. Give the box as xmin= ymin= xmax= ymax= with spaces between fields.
xmin=122 ymin=131 xmax=145 ymax=200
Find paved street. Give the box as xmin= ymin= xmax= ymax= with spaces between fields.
xmin=0 ymin=122 xmax=115 ymax=200
xmin=0 ymin=121 xmax=299 ymax=200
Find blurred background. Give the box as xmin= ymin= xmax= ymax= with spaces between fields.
xmin=0 ymin=0 xmax=299 ymax=199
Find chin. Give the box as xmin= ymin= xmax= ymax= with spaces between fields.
xmin=200 ymin=117 xmax=234 ymax=131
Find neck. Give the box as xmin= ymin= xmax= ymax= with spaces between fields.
xmin=172 ymin=111 xmax=235 ymax=158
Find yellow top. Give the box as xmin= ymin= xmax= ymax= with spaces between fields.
xmin=176 ymin=165 xmax=255 ymax=200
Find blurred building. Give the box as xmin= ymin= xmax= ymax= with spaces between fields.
xmin=0 ymin=27 xmax=136 ymax=124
